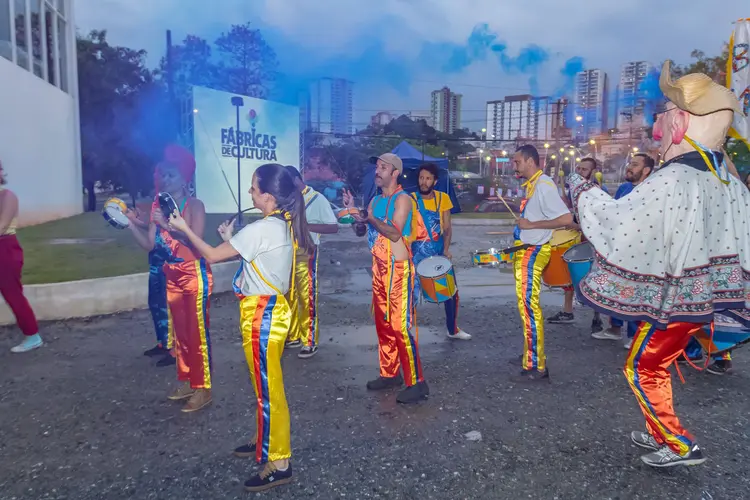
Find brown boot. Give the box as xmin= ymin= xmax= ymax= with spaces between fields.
xmin=181 ymin=388 xmax=212 ymax=413
xmin=167 ymin=382 xmax=195 ymax=401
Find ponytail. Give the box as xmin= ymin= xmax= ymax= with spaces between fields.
xmin=255 ymin=163 xmax=316 ymax=254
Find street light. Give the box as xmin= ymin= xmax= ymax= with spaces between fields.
xmin=576 ymin=157 xmax=581 ymax=162
xmin=551 ymin=154 xmax=557 ymax=159
xmin=501 ymin=150 xmax=507 ymax=156
xmin=559 ymin=147 xmax=564 ymax=153
xmin=575 ymin=115 xmax=583 ymax=122
xmin=481 ymin=128 xmax=487 ymax=133
xmin=589 ymin=139 xmax=596 ymax=145
xmin=564 ymin=156 xmax=569 ymax=161
xmin=633 ymin=147 xmax=639 ymax=152
xmin=544 ymin=143 xmax=550 ymax=149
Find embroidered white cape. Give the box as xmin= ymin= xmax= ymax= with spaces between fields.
xmin=568 ymin=160 xmax=750 ymax=330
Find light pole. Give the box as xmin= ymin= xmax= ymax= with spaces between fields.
xmin=231 ymin=96 xmax=244 ymax=226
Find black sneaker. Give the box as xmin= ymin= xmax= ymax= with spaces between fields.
xmin=511 ymin=368 xmax=550 ymax=383
xmin=396 ymin=381 xmax=429 ymax=404
xmin=547 ymin=312 xmax=574 ymax=324
xmin=640 ymin=444 xmax=707 ymax=468
xmin=144 ymin=345 xmax=168 ymax=357
xmin=233 ymin=442 xmax=257 ymax=458
xmin=156 ymin=354 xmax=176 ymax=367
xmin=298 ymin=346 xmax=318 ymax=359
xmin=366 ymin=374 xmax=403 ymax=391
xmin=706 ymin=359 xmax=732 ymax=375
xmin=285 ymin=340 xmax=302 ymax=349
xmin=677 ymin=355 xmax=704 ymax=365
xmin=244 ymin=462 xmax=293 ymax=492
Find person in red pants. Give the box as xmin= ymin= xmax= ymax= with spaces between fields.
xmin=0 ymin=161 xmax=42 ymax=353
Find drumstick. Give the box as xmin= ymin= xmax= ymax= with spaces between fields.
xmin=486 ymin=231 xmax=512 ymax=235
xmin=496 ymin=194 xmax=518 ymax=219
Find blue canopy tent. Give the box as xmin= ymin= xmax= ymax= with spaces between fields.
xmin=361 ymin=141 xmax=461 ymax=213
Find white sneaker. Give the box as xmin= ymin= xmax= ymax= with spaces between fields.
xmin=447 ymin=329 xmax=471 ymax=340
xmin=624 ymin=338 xmax=633 ymax=350
xmin=11 ymin=334 xmax=43 ymax=353
xmin=591 ymin=329 xmax=622 ymax=341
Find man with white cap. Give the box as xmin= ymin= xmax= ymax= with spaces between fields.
xmin=567 ymin=60 xmax=750 ymax=468
xmin=343 ymin=152 xmax=429 ymax=404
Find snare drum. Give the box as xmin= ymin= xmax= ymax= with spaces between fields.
xmin=542 ymin=229 xmax=581 ymax=288
xmin=471 ymin=248 xmax=514 ymax=267
xmin=562 ymin=241 xmax=594 ymax=296
xmin=416 ymin=256 xmax=457 ymax=303
xmin=102 ymin=198 xmax=130 ymax=229
xmin=691 ymin=314 xmax=750 ymax=356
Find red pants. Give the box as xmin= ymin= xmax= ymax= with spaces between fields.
xmin=0 ymin=235 xmax=38 ymax=336
xmin=624 ymin=321 xmax=702 ymax=455
xmin=372 ymin=257 xmax=424 ymax=386
xmin=164 ymin=259 xmax=213 ymax=390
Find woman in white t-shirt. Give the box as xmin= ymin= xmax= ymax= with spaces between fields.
xmin=168 ymin=163 xmax=315 ymax=493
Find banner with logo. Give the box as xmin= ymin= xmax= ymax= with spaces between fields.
xmin=192 ymin=86 xmax=300 ymax=213
xmin=727 ymin=19 xmax=750 ymax=147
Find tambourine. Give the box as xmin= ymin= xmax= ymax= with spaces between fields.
xmin=158 ymin=192 xmax=179 ymax=218
xmin=102 ymin=197 xmax=130 ymax=229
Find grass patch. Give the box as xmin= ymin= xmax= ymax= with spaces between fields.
xmin=453 ymin=212 xmax=515 ymax=220
xmin=17 ymin=212 xmax=257 ymax=284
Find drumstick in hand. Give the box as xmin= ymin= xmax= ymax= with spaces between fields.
xmin=497 ymin=194 xmax=518 ymax=219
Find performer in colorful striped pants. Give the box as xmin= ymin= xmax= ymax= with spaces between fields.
xmin=344 ymin=152 xmax=428 ymax=404
xmin=170 ymin=163 xmax=311 ymax=492
xmin=510 ymin=145 xmax=573 ymax=382
xmin=284 ymin=166 xmax=339 ymax=358
xmin=127 ymin=157 xmax=213 ymax=413
xmin=566 ymin=60 xmax=750 ymax=467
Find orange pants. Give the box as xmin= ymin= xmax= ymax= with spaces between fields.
xmin=165 ymin=259 xmax=213 ymax=389
xmin=372 ymin=257 xmax=424 ymax=386
xmin=624 ymin=321 xmax=702 ymax=455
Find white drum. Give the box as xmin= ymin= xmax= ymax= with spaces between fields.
xmin=415 ymin=256 xmax=458 ymax=304
xmin=102 ymin=198 xmax=130 ymax=229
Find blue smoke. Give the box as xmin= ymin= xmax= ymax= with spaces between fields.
xmin=637 ymin=68 xmax=664 ymax=126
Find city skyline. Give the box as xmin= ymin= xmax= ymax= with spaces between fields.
xmin=75 ymin=1 xmax=746 ymax=132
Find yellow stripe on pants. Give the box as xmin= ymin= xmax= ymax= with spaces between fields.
xmin=239 ymin=294 xmax=292 ymax=463
xmin=513 ymin=242 xmax=551 ymax=372
xmin=285 ymin=248 xmax=319 ymax=346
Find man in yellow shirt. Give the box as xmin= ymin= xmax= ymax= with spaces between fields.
xmin=410 ymin=163 xmax=471 ymax=340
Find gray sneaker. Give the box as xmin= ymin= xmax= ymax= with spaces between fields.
xmin=640 ymin=444 xmax=706 ymax=468
xmin=630 ymin=431 xmax=660 ymax=451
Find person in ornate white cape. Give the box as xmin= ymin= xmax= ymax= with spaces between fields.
xmin=567 ymin=60 xmax=749 ymax=468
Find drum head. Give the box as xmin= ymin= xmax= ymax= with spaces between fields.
xmin=103 ymin=199 xmax=129 ymax=228
xmin=549 ymin=229 xmax=580 ymax=247
xmin=417 ymin=256 xmax=453 ymax=278
xmin=562 ymin=241 xmax=594 ymax=263
xmin=158 ymin=192 xmax=179 ymax=216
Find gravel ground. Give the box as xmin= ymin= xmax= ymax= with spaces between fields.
xmin=1 ymin=226 xmax=748 ymax=500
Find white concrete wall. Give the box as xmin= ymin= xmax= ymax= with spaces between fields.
xmin=0 ymin=261 xmax=239 ymax=326
xmin=0 ymin=56 xmax=82 ymax=226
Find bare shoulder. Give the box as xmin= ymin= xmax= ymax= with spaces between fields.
xmin=395 ymin=193 xmax=412 ymax=209
xmin=0 ymin=188 xmax=18 ymax=206
xmin=187 ymin=197 xmax=205 ymax=213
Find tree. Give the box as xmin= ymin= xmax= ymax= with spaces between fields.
xmin=77 ymin=30 xmax=168 ymax=210
xmin=673 ymin=46 xmax=729 ymax=83
xmin=214 ymin=23 xmax=278 ymax=99
xmin=164 ymin=23 xmax=278 ymax=100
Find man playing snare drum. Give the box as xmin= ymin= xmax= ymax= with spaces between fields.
xmin=511 ymin=145 xmax=573 ymax=382
xmin=410 ymin=163 xmax=471 ymax=341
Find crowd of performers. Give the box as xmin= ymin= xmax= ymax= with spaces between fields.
xmin=0 ymin=61 xmax=749 ymax=491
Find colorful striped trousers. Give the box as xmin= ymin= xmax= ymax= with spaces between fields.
xmin=513 ymin=242 xmax=551 ymax=372
xmin=165 ymin=259 xmax=213 ymax=389
xmin=239 ymin=294 xmax=292 ymax=463
xmin=285 ymin=246 xmax=319 ymax=348
xmin=625 ymin=321 xmax=701 ymax=455
xmin=372 ymin=257 xmax=424 ymax=386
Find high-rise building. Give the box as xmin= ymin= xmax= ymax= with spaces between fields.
xmin=617 ymin=61 xmax=653 ymax=129
xmin=574 ymin=69 xmax=609 ymax=139
xmin=300 ymin=78 xmax=354 ymax=135
xmin=485 ymin=95 xmax=553 ymax=142
xmin=431 ymin=87 xmax=462 ymax=134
